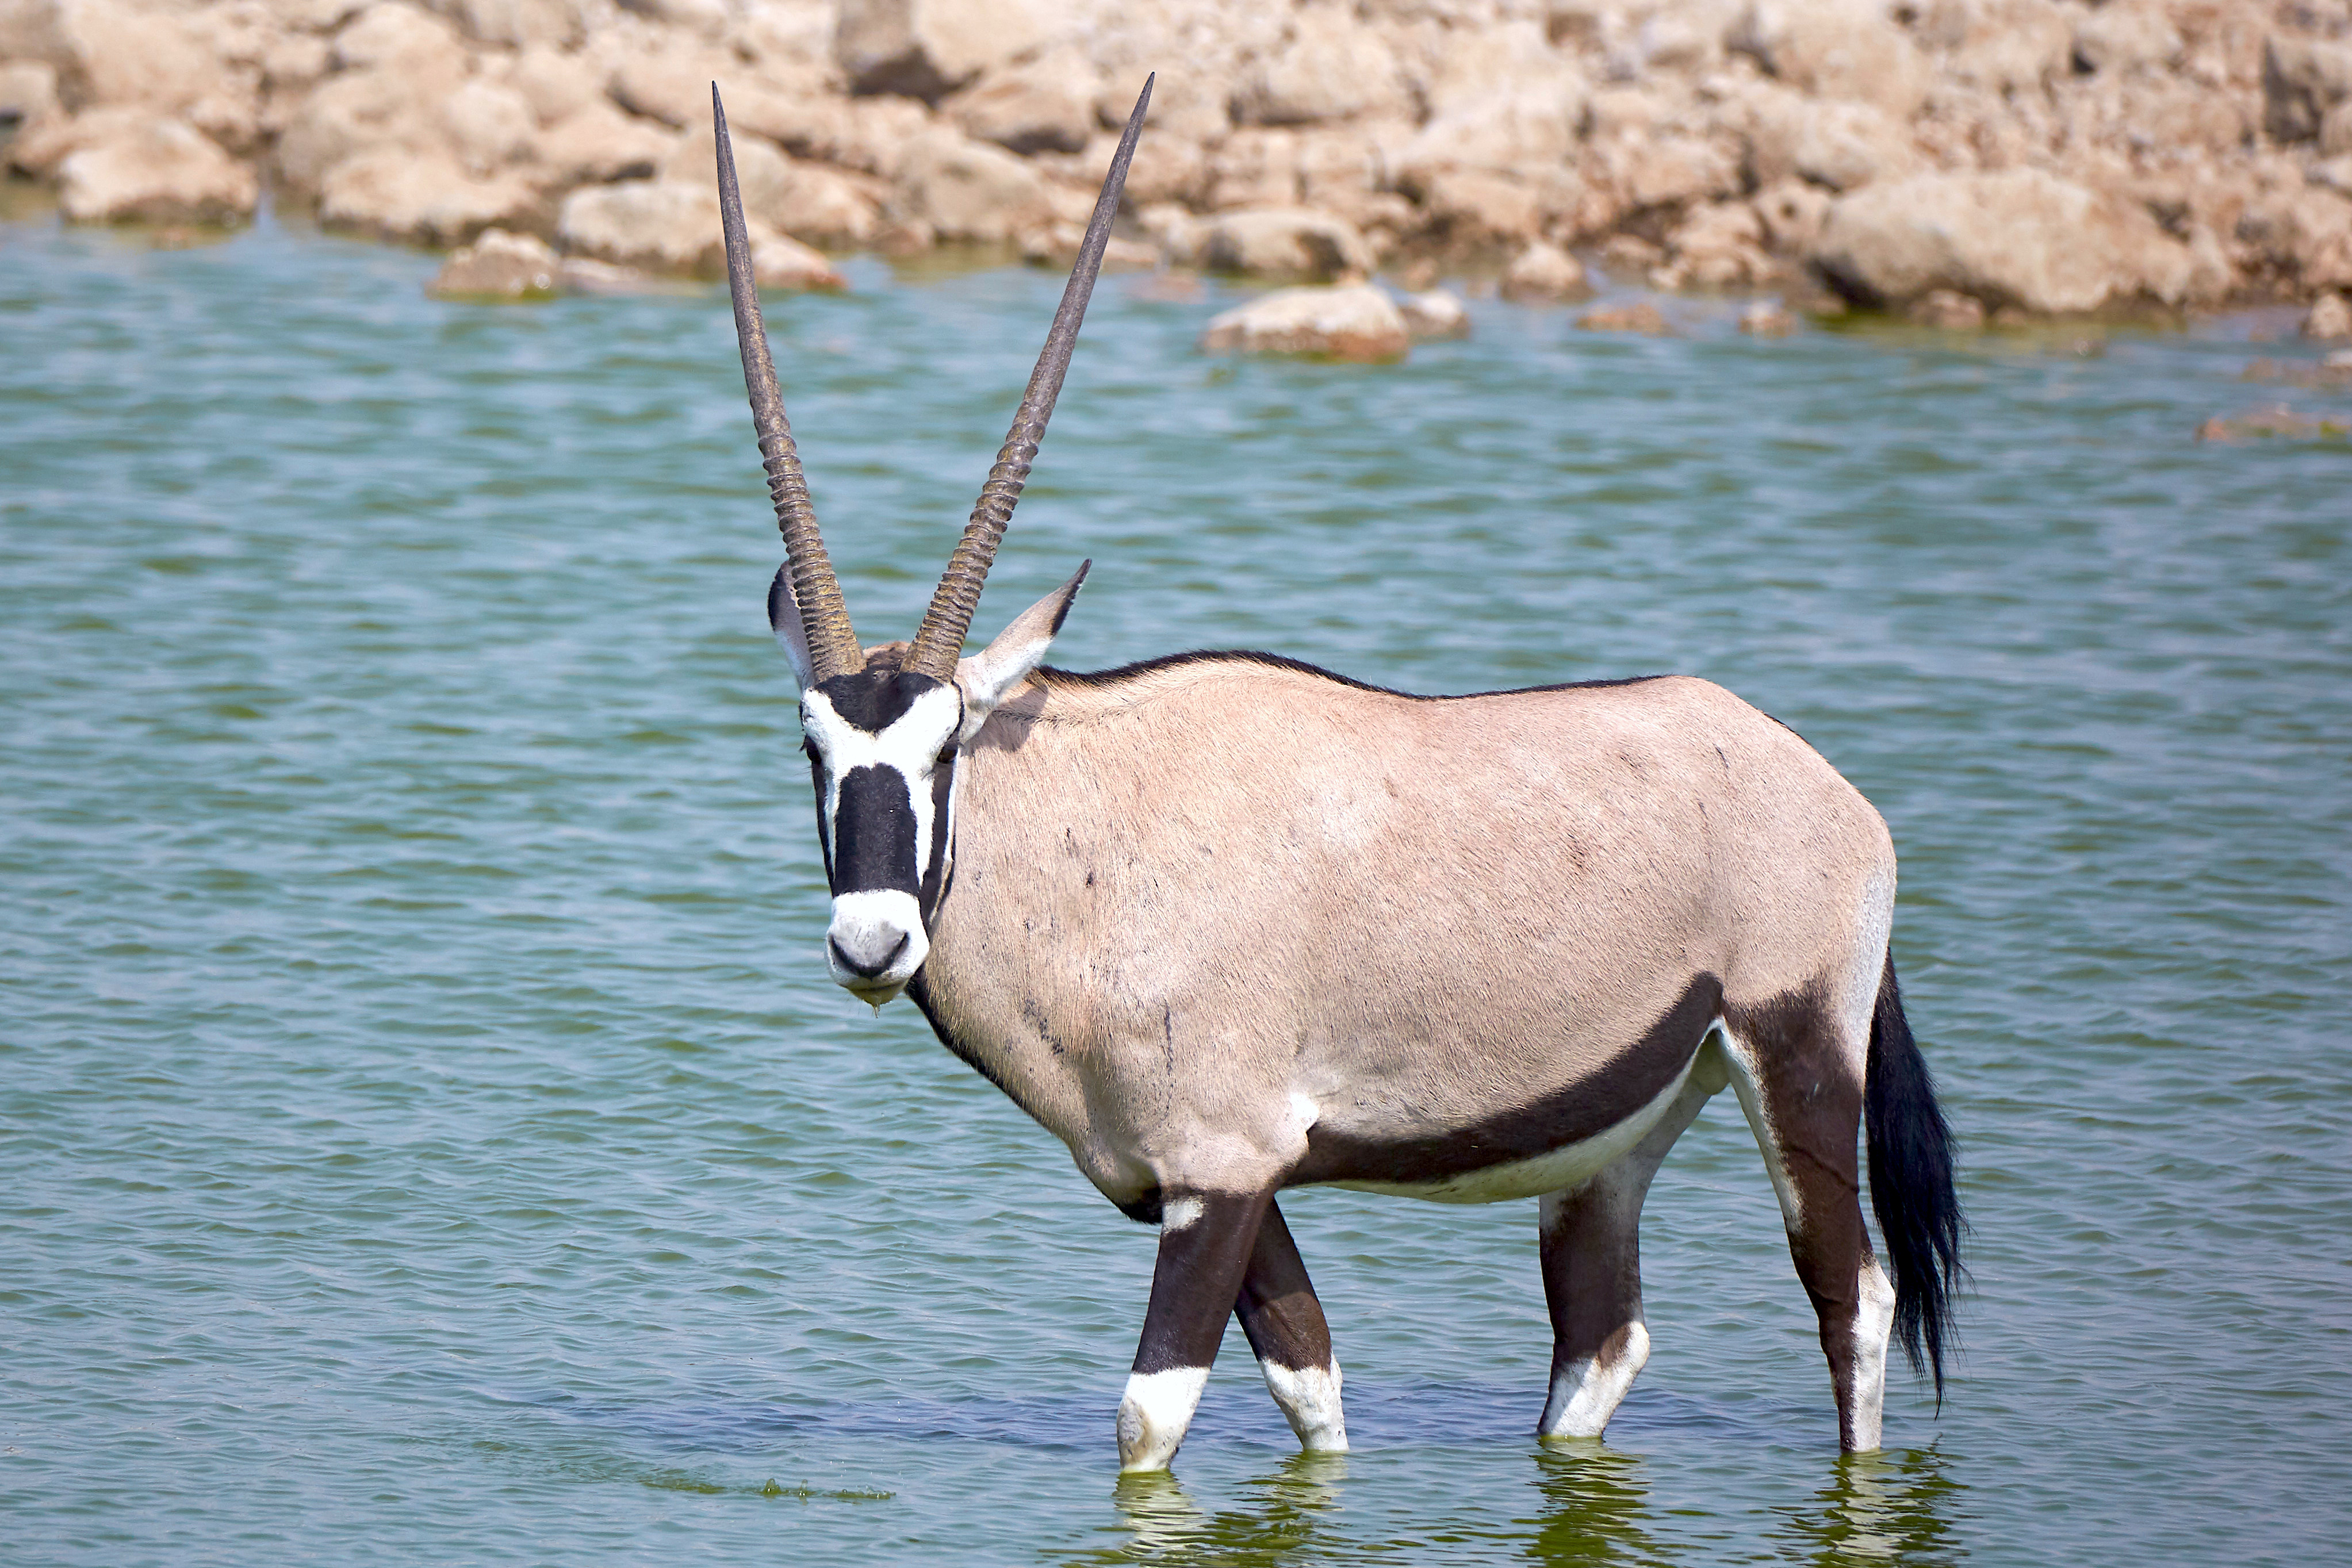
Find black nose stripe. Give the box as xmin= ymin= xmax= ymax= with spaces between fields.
xmin=830 ymin=764 xmax=922 ymax=895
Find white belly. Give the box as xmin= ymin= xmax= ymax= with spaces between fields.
xmin=1324 ymin=1048 xmax=1703 ymax=1204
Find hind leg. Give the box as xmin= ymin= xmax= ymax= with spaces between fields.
xmin=1721 ymin=998 xmax=1898 ymax=1451
xmin=1538 ymin=1062 xmax=1721 ymax=1439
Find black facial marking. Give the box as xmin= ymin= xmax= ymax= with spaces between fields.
xmin=919 ymin=752 xmax=957 ymax=922
xmin=830 ymin=764 xmax=921 ymax=896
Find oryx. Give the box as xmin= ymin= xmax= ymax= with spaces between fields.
xmin=712 ymin=77 xmax=1961 ymax=1471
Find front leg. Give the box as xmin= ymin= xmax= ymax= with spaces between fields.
xmin=1117 ymin=1188 xmax=1270 ymax=1472
xmin=1234 ymin=1198 xmax=1348 ymax=1453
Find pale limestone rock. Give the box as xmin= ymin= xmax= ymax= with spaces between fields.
xmin=1595 ymin=132 xmax=1741 ymax=212
xmin=320 ymin=145 xmax=541 ymax=243
xmin=1908 ymin=287 xmax=1984 ymax=328
xmin=891 ymin=126 xmax=1052 ymax=243
xmin=1656 ymin=199 xmax=1772 ymax=289
xmin=1948 ymin=0 xmax=2073 ymax=95
xmin=1408 ymin=167 xmax=1545 ymax=248
xmin=1197 ymin=282 xmax=1411 ymax=362
xmin=1752 ymin=177 xmax=1831 ymax=252
xmin=1197 ymin=205 xmax=1374 ymax=280
xmin=833 ymin=0 xmax=1049 ymax=102
xmin=1232 ymin=5 xmax=1411 ymax=126
xmin=333 ymin=2 xmax=466 ymax=75
xmin=2325 ymin=101 xmax=2352 ymax=159
xmin=1017 ymin=222 xmax=1156 ymax=270
xmin=274 ymin=62 xmax=462 ymax=193
xmin=558 ymin=175 xmax=719 ymax=270
xmin=446 ymin=0 xmax=585 ymax=49
xmin=533 ymin=99 xmax=668 ymax=183
xmin=749 ymin=225 xmax=846 ymax=289
xmin=2235 ymin=186 xmax=2352 ymax=294
xmin=428 ymin=225 xmax=560 ymax=297
xmin=56 ymin=112 xmax=255 ymax=223
xmin=1742 ymin=87 xmax=1916 ymax=193
xmin=1397 ymin=286 xmax=1470 ymax=339
xmin=1138 ymin=201 xmax=1202 ymax=264
xmin=261 ymin=34 xmax=332 ymax=94
xmin=1738 ymin=299 xmax=1796 ymax=335
xmin=660 ymin=122 xmax=883 ymax=247
xmin=1813 ymin=169 xmax=2196 ymax=315
xmin=619 ymin=0 xmax=730 ymax=40
xmin=1499 ymin=238 xmax=1590 ymax=301
xmin=2 ymin=0 xmax=227 ymax=116
xmin=2262 ymin=34 xmax=2352 ymax=145
xmin=511 ymin=43 xmax=599 ymax=123
xmin=1726 ymin=0 xmax=1929 ymax=118
xmin=2304 ymin=292 xmax=2351 ymax=339
xmin=735 ymin=0 xmax=836 ymax=67
xmin=441 ymin=77 xmax=537 ymax=173
xmin=1 ymin=58 xmax=58 ymax=144
xmin=2071 ymin=2 xmax=2181 ymax=76
xmin=1576 ymin=300 xmax=1669 ymax=333
xmin=946 ymin=47 xmax=1098 ymax=155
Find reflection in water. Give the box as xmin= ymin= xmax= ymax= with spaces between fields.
xmin=1773 ymin=1448 xmax=1964 ymax=1566
xmin=1073 ymin=1455 xmax=1372 ymax=1567
xmin=1524 ymin=1440 xmax=1664 ymax=1567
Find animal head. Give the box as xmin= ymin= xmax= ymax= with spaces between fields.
xmin=714 ymin=76 xmax=1150 ymax=1005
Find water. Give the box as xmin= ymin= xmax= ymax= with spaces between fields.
xmin=3 ymin=209 xmax=2347 ymax=1566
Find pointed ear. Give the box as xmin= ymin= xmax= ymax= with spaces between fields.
xmin=955 ymin=561 xmax=1089 ymax=740
xmin=768 ymin=565 xmax=815 ymax=689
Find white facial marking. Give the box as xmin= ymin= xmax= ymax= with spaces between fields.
xmin=1539 ymin=1321 xmax=1652 ymax=1439
xmin=1159 ymin=1195 xmax=1205 ymax=1233
xmin=800 ymin=684 xmax=962 ymax=1001
xmin=1845 ymin=1259 xmax=1897 ymax=1452
xmin=1259 ymin=1359 xmax=1348 ymax=1452
xmin=1116 ymin=1367 xmax=1209 ymax=1473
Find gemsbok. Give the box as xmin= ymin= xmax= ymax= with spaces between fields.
xmin=713 ymin=76 xmax=1961 ymax=1471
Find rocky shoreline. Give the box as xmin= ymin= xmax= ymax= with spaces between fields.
xmin=5 ymin=0 xmax=2352 ymax=337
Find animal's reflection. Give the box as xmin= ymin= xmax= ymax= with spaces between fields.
xmin=1090 ymin=1455 xmax=1362 ymax=1566
xmin=1524 ymin=1440 xmax=1660 ymax=1565
xmin=1772 ymin=1447 xmax=1963 ymax=1566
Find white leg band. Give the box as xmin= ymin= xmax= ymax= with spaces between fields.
xmin=1845 ymin=1260 xmax=1897 ymax=1451
xmin=1538 ymin=1321 xmax=1651 ymax=1439
xmin=1117 ymin=1367 xmax=1211 ymax=1472
xmin=1260 ymin=1358 xmax=1348 ymax=1452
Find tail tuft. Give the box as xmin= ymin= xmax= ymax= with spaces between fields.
xmin=1864 ymin=954 xmax=1964 ymax=1404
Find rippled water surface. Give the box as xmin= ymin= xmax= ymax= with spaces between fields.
xmin=5 ymin=212 xmax=2349 ymax=1566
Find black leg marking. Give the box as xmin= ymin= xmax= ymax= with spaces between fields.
xmin=1117 ymin=1189 xmax=1270 ymax=1471
xmin=1233 ymin=1199 xmax=1347 ymax=1451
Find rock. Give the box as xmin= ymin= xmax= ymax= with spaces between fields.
xmin=891 ymin=128 xmax=1053 ymax=244
xmin=1655 ymin=200 xmax=1773 ymax=289
xmin=2305 ymin=293 xmax=2352 ymax=339
xmin=533 ymin=101 xmax=669 ymax=186
xmin=1197 ymin=206 xmax=1373 ymax=281
xmin=511 ymin=43 xmax=599 ymax=124
xmin=1017 ymin=224 xmax=1156 ymax=271
xmin=946 ymin=47 xmax=1097 ymax=155
xmin=446 ymin=0 xmax=585 ymax=48
xmin=1738 ymin=300 xmax=1797 ymax=336
xmin=1752 ymin=178 xmax=1831 ymax=253
xmin=333 ymin=2 xmax=466 ymax=76
xmin=557 ymin=254 xmax=682 ymax=294
xmin=1197 ymin=283 xmax=1411 ymax=362
xmin=1726 ymin=0 xmax=1930 ymax=118
xmin=2235 ymin=187 xmax=2352 ymax=295
xmin=1397 ymin=287 xmax=1469 ymax=339
xmin=320 ymin=146 xmax=541 ymax=244
xmin=833 ymin=0 xmax=1048 ymax=103
xmin=749 ymin=227 xmax=846 ymax=290
xmin=1908 ymin=288 xmax=1985 ymax=329
xmin=1232 ymin=6 xmax=1411 ymax=127
xmin=427 ymin=227 xmax=560 ymax=298
xmin=440 ymin=78 xmax=536 ymax=174
xmin=557 ymin=177 xmax=719 ymax=271
xmin=1 ymin=60 xmax=59 ymax=147
xmin=1812 ymin=170 xmax=2194 ymax=315
xmin=1743 ymin=90 xmax=1916 ymax=194
xmin=55 ymin=112 xmax=255 ymax=224
xmin=273 ymin=58 xmax=466 ymax=194
xmin=1948 ymin=0 xmax=2073 ymax=95
xmin=2326 ymin=102 xmax=2352 ymax=159
xmin=1405 ymin=167 xmax=1545 ymax=250
xmin=1576 ymin=300 xmax=1671 ymax=334
xmin=1499 ymin=239 xmax=1589 ymax=301
xmin=2071 ymin=2 xmax=2181 ymax=76
xmin=2262 ymin=34 xmax=2352 ymax=145
xmin=2195 ymin=404 xmax=2349 ymax=442
xmin=1 ymin=0 xmax=225 ymax=117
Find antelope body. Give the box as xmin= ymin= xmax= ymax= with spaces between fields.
xmin=711 ymin=79 xmax=1961 ymax=1471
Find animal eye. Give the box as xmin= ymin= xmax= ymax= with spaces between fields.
xmin=936 ymin=747 xmax=957 ymax=768
xmin=801 ymin=740 xmax=819 ymax=764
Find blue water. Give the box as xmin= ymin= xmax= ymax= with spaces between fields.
xmin=3 ymin=208 xmax=2349 ymax=1565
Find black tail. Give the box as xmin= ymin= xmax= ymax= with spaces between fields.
xmin=1863 ymin=953 xmax=1964 ymax=1404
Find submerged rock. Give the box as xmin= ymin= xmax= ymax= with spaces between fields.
xmin=1497 ymin=240 xmax=1589 ymax=302
xmin=2301 ymin=292 xmax=2351 ymax=340
xmin=2195 ymin=403 xmax=2350 ymax=442
xmin=1397 ymin=287 xmax=1470 ymax=340
xmin=1576 ymin=300 xmax=1669 ymax=335
xmin=1198 ymin=283 xmax=1410 ymax=362
xmin=56 ymin=114 xmax=255 ymax=225
xmin=1738 ymin=300 xmax=1798 ymax=337
xmin=427 ymin=227 xmax=558 ymax=300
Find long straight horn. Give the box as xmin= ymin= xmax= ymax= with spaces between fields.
xmin=902 ymin=75 xmax=1154 ymax=682
xmin=715 ymin=84 xmax=861 ymax=682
